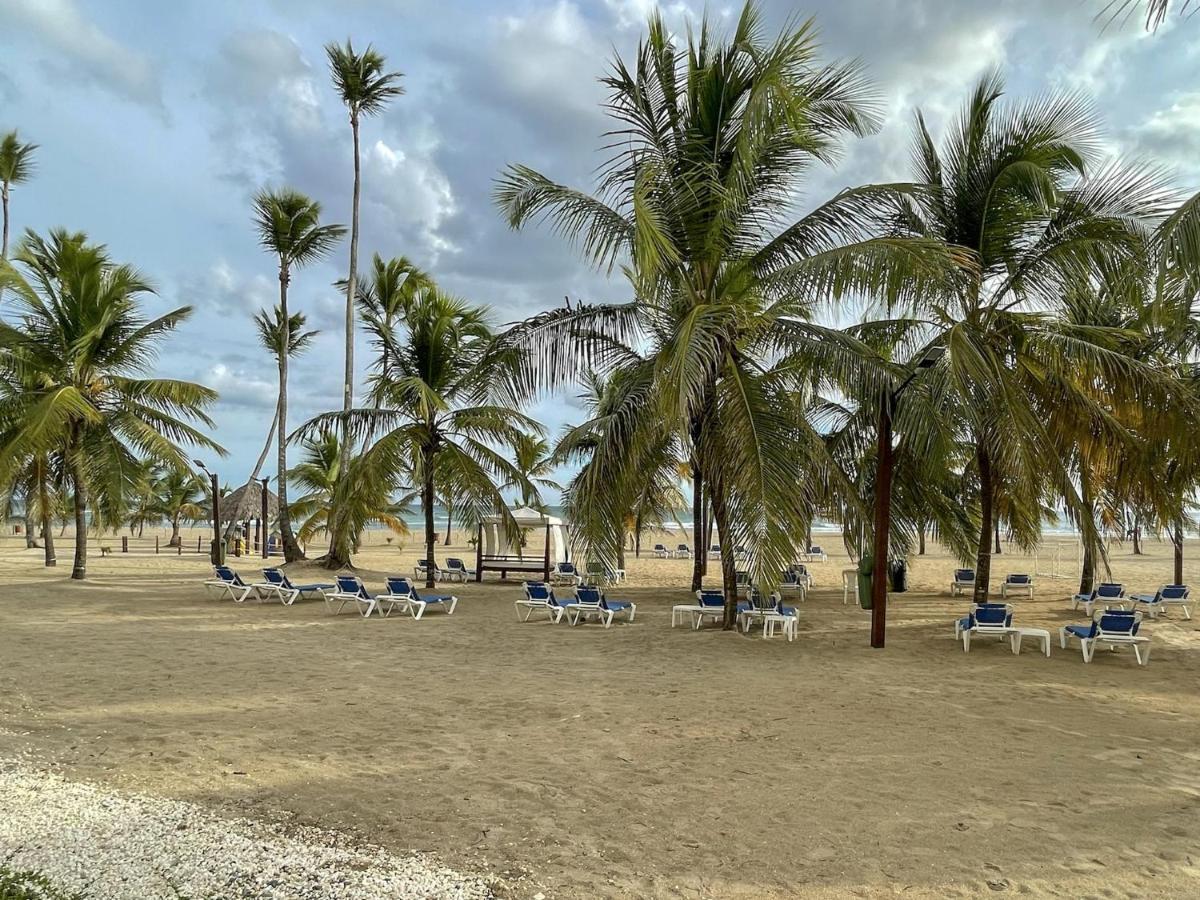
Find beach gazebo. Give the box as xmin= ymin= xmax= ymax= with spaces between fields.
xmin=220 ymin=481 xmax=280 ymax=556
xmin=474 ymin=506 xmax=570 ymax=582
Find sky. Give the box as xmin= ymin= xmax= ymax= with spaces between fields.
xmin=0 ymin=0 xmax=1195 ymax=489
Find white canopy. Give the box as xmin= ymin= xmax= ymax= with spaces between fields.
xmin=480 ymin=506 xmax=570 ymax=563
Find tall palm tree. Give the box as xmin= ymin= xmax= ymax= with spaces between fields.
xmin=895 ymin=71 xmax=1174 ymax=601
xmin=0 ymin=130 xmax=37 ymax=260
xmin=298 ymin=288 xmax=535 ymax=586
xmin=504 ymin=434 xmax=562 ymax=510
xmin=251 ymin=188 xmax=344 ymax=562
xmin=0 ymin=229 xmax=222 ymax=579
xmin=325 ymin=41 xmax=404 ymax=477
xmin=1100 ymin=0 xmax=1183 ymax=29
xmin=495 ymin=2 xmax=961 ymax=624
xmin=356 ymin=254 xmax=433 ymax=387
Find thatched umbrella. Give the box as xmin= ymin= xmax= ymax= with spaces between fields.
xmin=220 ymin=481 xmax=280 ymax=524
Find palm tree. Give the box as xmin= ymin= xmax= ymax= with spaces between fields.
xmin=1100 ymin=0 xmax=1182 ymax=29
xmin=0 ymin=229 xmax=223 ymax=579
xmin=495 ymin=2 xmax=960 ymax=624
xmin=895 ymin=71 xmax=1174 ymax=601
xmin=0 ymin=130 xmax=37 ymax=260
xmin=504 ymin=434 xmax=562 ymax=510
xmin=297 ymin=287 xmax=536 ymax=586
xmin=151 ymin=464 xmax=207 ymax=547
xmin=251 ymin=188 xmax=344 ymax=562
xmin=356 ymin=254 xmax=434 ymax=386
xmin=288 ymin=427 xmax=409 ymax=551
xmin=325 ymin=41 xmax=404 ymax=478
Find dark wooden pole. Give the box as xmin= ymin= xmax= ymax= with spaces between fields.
xmin=870 ymin=393 xmax=893 ymax=649
xmin=475 ymin=522 xmax=483 ymax=582
xmin=543 ymin=521 xmax=551 ymax=582
xmin=261 ymin=478 xmax=269 ymax=559
xmin=210 ymin=473 xmax=222 ymax=566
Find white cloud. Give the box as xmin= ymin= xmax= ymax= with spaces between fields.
xmin=181 ymin=261 xmax=277 ymax=318
xmin=202 ymin=363 xmax=278 ymax=411
xmin=365 ymin=136 xmax=458 ymax=260
xmin=0 ymin=0 xmax=163 ymax=112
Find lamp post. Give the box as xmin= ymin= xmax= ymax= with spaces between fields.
xmin=870 ymin=347 xmax=945 ymax=649
xmin=194 ymin=459 xmax=223 ymax=567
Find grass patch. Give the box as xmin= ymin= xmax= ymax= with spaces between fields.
xmin=0 ymin=867 xmax=85 ymax=900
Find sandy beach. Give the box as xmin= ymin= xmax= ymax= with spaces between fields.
xmin=1 ymin=528 xmax=1198 ymax=898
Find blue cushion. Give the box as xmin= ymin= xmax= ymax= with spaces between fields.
xmin=1066 ymin=623 xmax=1097 ymax=639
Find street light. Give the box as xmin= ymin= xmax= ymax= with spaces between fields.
xmin=870 ymin=345 xmax=945 ymax=649
xmin=194 ymin=459 xmax=223 ymax=566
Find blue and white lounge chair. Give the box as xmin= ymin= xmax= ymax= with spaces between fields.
xmin=326 ymin=575 xmax=378 ymax=617
xmin=380 ymin=576 xmax=457 ymax=619
xmin=204 ymin=566 xmax=260 ymax=603
xmin=951 ymin=568 xmax=975 ymax=597
xmin=585 ymin=561 xmax=624 ymax=585
xmin=675 ymin=543 xmax=691 ymax=559
xmin=1059 ymin=609 xmax=1150 ymax=665
xmin=1072 ymin=582 xmax=1124 ymax=616
xmin=788 ymin=563 xmax=813 ymax=589
xmin=690 ymin=589 xmax=726 ymax=629
xmin=738 ymin=590 xmax=797 ymax=640
xmin=779 ymin=570 xmax=807 ymax=601
xmin=653 ymin=543 xmax=670 ymax=558
xmin=442 ymin=558 xmax=475 ymax=583
xmin=565 ymin=585 xmax=635 ymax=628
xmin=414 ymin=558 xmax=444 ymax=582
xmin=1000 ymin=573 xmax=1034 ymax=599
xmin=594 ymin=592 xmax=636 ymax=628
xmin=551 ymin=561 xmax=581 ymax=586
xmin=955 ymin=603 xmax=1016 ymax=652
xmin=1127 ymin=584 xmax=1190 ymax=620
xmin=515 ymin=581 xmax=572 ymax=623
xmin=734 ymin=570 xmax=752 ymax=598
xmin=707 ymin=544 xmax=721 ymax=560
xmin=805 ymin=545 xmax=828 ymax=562
xmin=259 ymin=568 xmax=334 ymax=605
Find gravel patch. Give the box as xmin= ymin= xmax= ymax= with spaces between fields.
xmin=0 ymin=763 xmax=499 ymax=899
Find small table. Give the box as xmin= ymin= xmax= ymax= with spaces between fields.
xmin=671 ymin=604 xmax=701 ymax=627
xmin=762 ymin=613 xmax=797 ymax=641
xmin=1012 ymin=627 xmax=1051 ymax=657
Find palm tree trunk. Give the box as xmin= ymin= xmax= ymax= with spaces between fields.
xmin=444 ymin=499 xmax=453 ymax=547
xmin=1131 ymin=515 xmax=1142 ymax=555
xmin=1173 ymin=516 xmax=1185 ymax=585
xmin=918 ymin=521 xmax=926 ymax=555
xmin=338 ymin=115 xmax=361 ymax=481
xmin=68 ymin=435 xmax=88 ymax=580
xmin=423 ymin=449 xmax=436 ymax=590
xmin=37 ymin=457 xmax=55 ymax=567
xmin=276 ymin=265 xmax=303 ymax=562
xmin=972 ymin=443 xmax=993 ymax=604
xmin=993 ymin=517 xmax=1002 ymax=554
xmin=2 ymin=184 xmax=9 ymax=259
xmin=709 ymin=476 xmax=738 ymax=630
xmin=23 ymin=501 xmax=37 ymax=548
xmin=634 ymin=510 xmax=642 ymax=557
xmin=170 ymin=514 xmax=182 ymax=548
xmin=224 ymin=409 xmax=278 ymax=543
xmin=690 ymin=467 xmax=704 ymax=591
xmin=1078 ymin=468 xmax=1095 ymax=597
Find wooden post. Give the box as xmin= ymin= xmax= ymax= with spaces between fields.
xmin=254 ymin=517 xmax=261 ymax=553
xmin=261 ymin=478 xmax=270 ymax=559
xmin=209 ymin=473 xmax=222 ymax=566
xmin=155 ymin=535 xmax=159 ymax=554
xmin=197 ymin=535 xmax=201 ymax=554
xmin=870 ymin=393 xmax=893 ymax=649
xmin=122 ymin=536 xmax=128 ymax=553
xmin=475 ymin=522 xmax=483 ymax=582
xmin=543 ymin=521 xmax=551 ymax=582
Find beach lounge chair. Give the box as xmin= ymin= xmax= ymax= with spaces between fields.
xmin=1072 ymin=582 xmax=1124 ymax=616
xmin=675 ymin=543 xmax=691 ymax=559
xmin=551 ymin=561 xmax=582 ymax=586
xmin=707 ymin=544 xmax=721 ymax=560
xmin=778 ymin=569 xmax=807 ymax=601
xmin=565 ymin=585 xmax=604 ymax=625
xmin=788 ymin=563 xmax=813 ymax=589
xmin=805 ymin=545 xmax=828 ymax=562
xmin=951 ymin=568 xmax=975 ymax=597
xmin=1059 ymin=609 xmax=1149 ymax=665
xmin=689 ymin=589 xmax=726 ymax=629
xmin=738 ymin=590 xmax=797 ymax=640
xmin=259 ymin=568 xmax=334 ymax=605
xmin=585 ymin=561 xmax=624 ymax=585
xmin=653 ymin=543 xmax=670 ymax=558
xmin=515 ymin=581 xmax=573 ymax=623
xmin=326 ymin=575 xmax=379 ymax=617
xmin=1127 ymin=584 xmax=1190 ymax=620
xmin=414 ymin=558 xmax=444 ymax=581
xmin=1000 ymin=573 xmax=1034 ymax=599
xmin=734 ymin=545 xmax=749 ymax=560
xmin=734 ymin=570 xmax=752 ymax=598
xmin=379 ymin=576 xmax=457 ymax=619
xmin=442 ymin=558 xmax=475 ymax=583
xmin=204 ymin=566 xmax=260 ymax=603
xmin=593 ymin=591 xmax=636 ymax=628
xmin=955 ymin=603 xmax=1016 ymax=652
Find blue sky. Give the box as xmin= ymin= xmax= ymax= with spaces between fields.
xmin=0 ymin=0 xmax=1195 ymax=487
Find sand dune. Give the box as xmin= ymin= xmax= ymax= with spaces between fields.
xmin=1 ymin=528 xmax=1198 ymax=898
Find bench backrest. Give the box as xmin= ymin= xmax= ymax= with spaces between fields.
xmin=386 ymin=577 xmax=413 ymax=596
xmin=1096 ymin=582 xmax=1124 ymax=598
xmin=525 ymin=581 xmax=553 ymax=602
xmin=576 ymin=586 xmax=602 ymax=605
xmin=1006 ymin=573 xmax=1031 ymax=585
xmin=336 ymin=575 xmax=363 ymax=595
xmin=696 ymin=589 xmax=724 ymax=608
xmin=954 ymin=569 xmax=974 ymax=582
xmin=1161 ymin=584 xmax=1189 ymax=600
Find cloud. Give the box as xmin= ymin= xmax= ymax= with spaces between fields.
xmin=0 ymin=0 xmax=163 ymax=113
xmin=179 ymin=261 xmax=277 ymax=319
xmin=1130 ymin=91 xmax=1200 ymax=180
xmin=201 ymin=363 xmax=278 ymax=412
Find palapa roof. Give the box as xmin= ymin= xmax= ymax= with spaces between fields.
xmin=219 ymin=481 xmax=280 ymax=523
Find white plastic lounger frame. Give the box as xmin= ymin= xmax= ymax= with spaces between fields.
xmin=326 ymin=575 xmax=378 ymax=617
xmin=565 ymin=587 xmax=605 ymax=625
xmin=1059 ymin=610 xmax=1150 ymax=665
xmin=1125 ymin=584 xmax=1191 ymax=620
xmin=1072 ymin=582 xmax=1124 ymax=616
xmin=204 ymin=567 xmax=259 ymax=603
xmin=653 ymin=544 xmax=670 ymax=558
xmin=441 ymin=558 xmax=474 ymax=583
xmin=956 ymin=604 xmax=1017 ymax=652
xmin=707 ymin=545 xmax=721 ymax=560
xmin=999 ymin=574 xmax=1034 ymax=600
xmin=675 ymin=544 xmax=691 ymax=559
xmin=551 ymin=562 xmax=582 ymax=586
xmin=413 ymin=559 xmax=443 ymax=582
xmin=383 ymin=577 xmax=457 ymax=619
xmin=951 ymin=569 xmax=975 ymax=598
xmin=515 ymin=582 xmax=566 ymax=623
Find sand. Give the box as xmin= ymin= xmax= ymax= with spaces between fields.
xmin=0 ymin=526 xmax=1198 ymax=899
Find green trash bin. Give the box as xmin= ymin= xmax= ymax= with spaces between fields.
xmin=857 ymin=552 xmax=874 ymax=610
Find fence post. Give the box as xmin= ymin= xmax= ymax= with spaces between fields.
xmin=155 ymin=535 xmax=159 ymax=554
xmin=122 ymin=536 xmax=128 ymax=553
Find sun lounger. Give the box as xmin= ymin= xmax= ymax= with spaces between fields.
xmin=778 ymin=570 xmax=807 ymax=601
xmin=551 ymin=561 xmax=582 ymax=586
xmin=805 ymin=545 xmax=828 ymax=563
xmin=516 ymin=581 xmax=572 ymax=623
xmin=259 ymin=567 xmax=334 ymax=605
xmin=564 ymin=585 xmax=634 ymax=627
xmin=707 ymin=544 xmax=721 ymax=560
xmin=414 ymin=558 xmax=445 ymax=581
xmin=955 ymin=603 xmax=1016 ymax=652
xmin=1072 ymin=582 xmax=1124 ymax=616
xmin=675 ymin=543 xmax=691 ymax=559
xmin=999 ymin=573 xmax=1034 ymax=599
xmin=683 ymin=589 xmax=726 ymax=629
xmin=585 ymin=561 xmax=624 ymax=585
xmin=442 ymin=558 xmax=475 ymax=583
xmin=326 ymin=575 xmax=379 ymax=617
xmin=653 ymin=543 xmax=670 ymax=558
xmin=734 ymin=570 xmax=752 ymax=598
xmin=788 ymin=563 xmax=813 ymax=589
xmin=1127 ymin=584 xmax=1190 ymax=620
xmin=1059 ymin=609 xmax=1149 ymax=665
xmin=380 ymin=576 xmax=457 ymax=619
xmin=951 ymin=568 xmax=975 ymax=597
xmin=738 ymin=590 xmax=797 ymax=640
xmin=204 ymin=566 xmax=260 ymax=603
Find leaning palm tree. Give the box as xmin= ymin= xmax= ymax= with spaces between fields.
xmin=325 ymin=40 xmax=404 ymax=476
xmin=297 ymin=288 xmax=536 ymax=585
xmin=495 ymin=2 xmax=962 ymax=624
xmin=251 ymin=188 xmax=344 ymax=562
xmin=0 ymin=229 xmax=223 ymax=579
xmin=0 ymin=130 xmax=37 ymax=259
